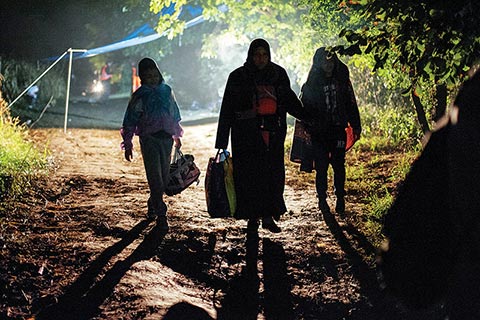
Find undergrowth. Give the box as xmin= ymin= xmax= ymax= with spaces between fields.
xmin=0 ymin=75 xmax=49 ymax=206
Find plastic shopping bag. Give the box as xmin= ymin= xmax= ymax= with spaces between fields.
xmin=205 ymin=149 xmax=236 ymax=218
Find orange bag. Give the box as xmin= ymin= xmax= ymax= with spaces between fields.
xmin=257 ymin=97 xmax=277 ymax=115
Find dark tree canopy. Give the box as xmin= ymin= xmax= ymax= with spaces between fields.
xmin=338 ymin=0 xmax=480 ymax=88
xmin=300 ymin=0 xmax=480 ymax=131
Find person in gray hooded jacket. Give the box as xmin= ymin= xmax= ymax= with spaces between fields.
xmin=300 ymin=47 xmax=361 ymax=215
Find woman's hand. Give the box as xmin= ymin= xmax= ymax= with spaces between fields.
xmin=125 ymin=149 xmax=133 ymax=162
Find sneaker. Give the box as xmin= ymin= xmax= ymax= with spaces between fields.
xmin=335 ymin=197 xmax=345 ymax=215
xmin=157 ymin=215 xmax=169 ymax=231
xmin=262 ymin=217 xmax=281 ymax=233
xmin=319 ymin=199 xmax=331 ymax=214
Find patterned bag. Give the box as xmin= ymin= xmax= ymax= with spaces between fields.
xmin=165 ymin=147 xmax=200 ymax=196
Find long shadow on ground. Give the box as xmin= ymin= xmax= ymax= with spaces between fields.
xmin=216 ymin=231 xmax=261 ymax=320
xmin=320 ymin=209 xmax=385 ymax=318
xmin=320 ymin=210 xmax=446 ymax=319
xmin=35 ymin=218 xmax=165 ymax=320
xmin=262 ymin=238 xmax=295 ymax=319
xmin=159 ymin=228 xmax=295 ymax=320
xmin=215 ymin=235 xmax=293 ymax=320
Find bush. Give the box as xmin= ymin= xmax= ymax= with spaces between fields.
xmin=0 ymin=74 xmax=48 ymax=203
xmin=357 ymin=103 xmax=423 ymax=151
xmin=0 ymin=57 xmax=65 ymax=111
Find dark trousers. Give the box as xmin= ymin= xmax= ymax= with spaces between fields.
xmin=139 ymin=132 xmax=173 ymax=216
xmin=312 ymin=127 xmax=346 ymax=200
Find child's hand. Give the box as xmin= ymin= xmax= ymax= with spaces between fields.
xmin=125 ymin=149 xmax=133 ymax=162
xmin=174 ymin=137 xmax=182 ymax=149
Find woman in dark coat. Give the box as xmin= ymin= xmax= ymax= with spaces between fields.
xmin=215 ymin=38 xmax=306 ymax=233
xmin=300 ymin=47 xmax=361 ymax=215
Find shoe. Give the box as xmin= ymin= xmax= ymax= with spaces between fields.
xmin=147 ymin=211 xmax=157 ymax=220
xmin=319 ymin=199 xmax=331 ymax=214
xmin=157 ymin=215 xmax=169 ymax=231
xmin=335 ymin=197 xmax=345 ymax=215
xmin=262 ymin=217 xmax=281 ymax=233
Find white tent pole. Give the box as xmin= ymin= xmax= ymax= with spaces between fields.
xmin=64 ymin=49 xmax=73 ymax=133
xmin=64 ymin=48 xmax=87 ymax=134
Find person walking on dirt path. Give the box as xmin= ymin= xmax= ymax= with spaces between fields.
xmin=99 ymin=62 xmax=113 ymax=103
xmin=131 ymin=62 xmax=141 ymax=93
xmin=26 ymin=84 xmax=39 ymax=109
xmin=215 ymin=38 xmax=308 ymax=234
xmin=300 ymin=47 xmax=361 ymax=216
xmin=121 ymin=57 xmax=183 ymax=230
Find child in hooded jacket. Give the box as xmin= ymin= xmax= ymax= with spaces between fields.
xmin=121 ymin=57 xmax=183 ymax=230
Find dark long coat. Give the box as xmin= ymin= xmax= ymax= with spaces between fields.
xmin=300 ymin=47 xmax=361 ymax=137
xmin=215 ymin=46 xmax=305 ymax=220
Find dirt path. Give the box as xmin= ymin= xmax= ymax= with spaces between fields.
xmin=2 ymin=120 xmax=444 ymax=319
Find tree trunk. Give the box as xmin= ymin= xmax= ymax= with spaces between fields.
xmin=411 ymin=90 xmax=430 ymax=134
xmin=434 ymin=83 xmax=447 ymax=122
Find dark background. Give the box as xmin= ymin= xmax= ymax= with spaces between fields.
xmin=0 ymin=0 xmax=125 ymax=60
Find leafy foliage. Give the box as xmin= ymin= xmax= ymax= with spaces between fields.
xmin=358 ymin=103 xmax=423 ymax=151
xmin=150 ymin=0 xmax=470 ymax=114
xmin=0 ymin=58 xmax=65 ymax=110
xmin=307 ymin=0 xmax=480 ymax=91
xmin=297 ymin=0 xmax=480 ymax=134
xmin=0 ymin=79 xmax=48 ymax=202
xmin=150 ymin=0 xmax=327 ymax=88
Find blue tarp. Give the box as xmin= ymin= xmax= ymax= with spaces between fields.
xmin=75 ymin=14 xmax=206 ymax=59
xmin=45 ymin=4 xmax=226 ymax=61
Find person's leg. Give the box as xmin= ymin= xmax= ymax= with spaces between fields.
xmin=100 ymin=80 xmax=111 ymax=103
xmin=262 ymin=216 xmax=281 ymax=233
xmin=247 ymin=218 xmax=259 ymax=233
xmin=140 ymin=135 xmax=173 ymax=223
xmin=330 ymin=130 xmax=347 ymax=214
xmin=312 ymin=138 xmax=330 ymax=213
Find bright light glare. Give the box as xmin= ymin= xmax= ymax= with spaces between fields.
xmin=92 ymin=81 xmax=104 ymax=93
xmin=216 ymin=33 xmax=247 ymax=62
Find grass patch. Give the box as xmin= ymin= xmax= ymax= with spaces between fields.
xmin=348 ymin=145 xmax=419 ymax=246
xmin=0 ymin=84 xmax=49 ymax=205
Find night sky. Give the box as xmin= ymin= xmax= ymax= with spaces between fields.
xmin=0 ymin=0 xmax=121 ymax=60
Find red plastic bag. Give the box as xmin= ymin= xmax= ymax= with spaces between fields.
xmin=345 ymin=124 xmax=357 ymax=152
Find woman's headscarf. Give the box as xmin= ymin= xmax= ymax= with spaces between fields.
xmin=244 ymin=38 xmax=276 ymax=83
xmin=246 ymin=38 xmax=271 ymax=65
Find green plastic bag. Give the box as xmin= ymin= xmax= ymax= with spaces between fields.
xmin=205 ymin=149 xmax=235 ymax=218
xmin=223 ymin=156 xmax=236 ymax=216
